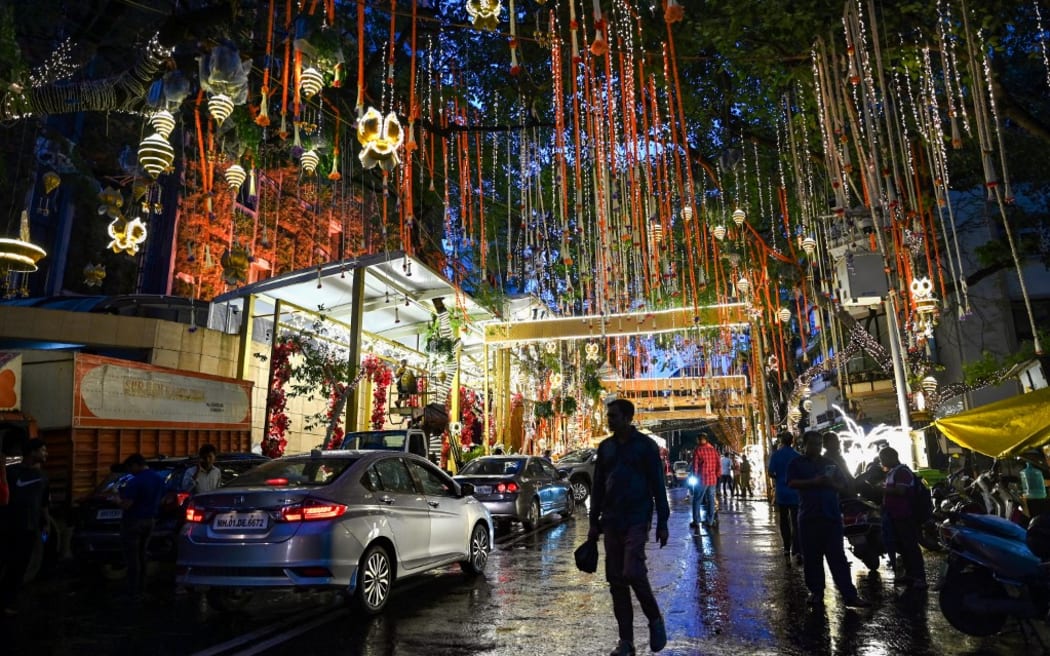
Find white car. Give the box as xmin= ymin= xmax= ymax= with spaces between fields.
xmin=176 ymin=450 xmax=493 ymax=613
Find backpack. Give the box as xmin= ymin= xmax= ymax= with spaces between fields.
xmin=910 ymin=473 xmax=934 ymax=523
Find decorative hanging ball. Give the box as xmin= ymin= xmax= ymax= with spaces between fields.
xmin=921 ymin=376 xmax=939 ymax=395
xmin=777 ymin=307 xmax=792 ymax=323
xmin=208 ymin=93 xmax=235 ymax=125
xmin=300 ymin=67 xmax=324 ymax=99
xmin=736 ymin=276 xmax=750 ymax=294
xmin=712 ymin=225 xmax=727 ymax=241
xmin=300 ymin=150 xmax=319 ymax=174
xmin=802 ymin=399 xmax=813 ymax=412
xmin=138 ymin=132 xmax=175 ymax=179
xmin=149 ymin=110 xmax=176 ymax=139
xmin=801 ymin=236 xmax=817 ymax=256
xmin=732 ymin=208 xmax=746 ymax=226
xmin=681 ymin=206 xmax=693 ymax=221
xmin=224 ymin=164 xmax=247 ymax=191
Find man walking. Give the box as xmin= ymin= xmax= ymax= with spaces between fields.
xmin=116 ymin=453 xmax=166 ymax=598
xmin=719 ymin=452 xmax=734 ymax=498
xmin=788 ymin=431 xmax=871 ymax=608
xmin=690 ymin=434 xmax=721 ymax=532
xmin=879 ymin=446 xmax=927 ymax=589
xmin=588 ymin=399 xmax=669 ymax=655
xmin=767 ymin=433 xmax=802 ymax=561
xmin=738 ymin=454 xmax=753 ymax=498
xmin=0 ymin=438 xmax=50 ymax=616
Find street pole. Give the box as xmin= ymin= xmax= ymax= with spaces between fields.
xmin=884 ymin=293 xmax=912 ymax=451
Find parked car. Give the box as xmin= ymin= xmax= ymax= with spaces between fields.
xmin=71 ymin=453 xmax=269 ymax=569
xmin=455 ymin=455 xmax=574 ymax=531
xmin=556 ymin=448 xmax=596 ymax=503
xmin=672 ymin=461 xmax=690 ymax=487
xmin=176 ymin=450 xmax=492 ymax=613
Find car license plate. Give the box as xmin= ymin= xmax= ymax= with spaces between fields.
xmin=474 ymin=485 xmax=492 ymax=495
xmin=212 ymin=511 xmax=269 ymax=531
xmin=96 ymin=509 xmax=123 ymax=520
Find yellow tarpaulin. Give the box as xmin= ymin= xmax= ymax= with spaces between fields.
xmin=934 ymin=386 xmax=1050 ymax=458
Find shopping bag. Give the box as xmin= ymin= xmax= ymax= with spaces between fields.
xmin=574 ymin=537 xmax=599 ymax=573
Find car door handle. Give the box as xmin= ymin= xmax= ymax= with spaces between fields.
xmin=427 ymin=500 xmax=440 ymax=508
xmin=379 ymin=495 xmax=396 ymax=505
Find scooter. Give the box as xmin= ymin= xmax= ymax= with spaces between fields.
xmin=938 ymin=511 xmax=1050 ymax=637
xmin=840 ymin=496 xmax=884 ymax=571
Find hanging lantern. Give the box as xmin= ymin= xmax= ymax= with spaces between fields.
xmin=82 ymin=263 xmax=106 ymax=288
xmin=778 ymin=307 xmax=792 ymax=323
xmin=465 ymin=0 xmax=502 ymax=31
xmin=208 ymin=93 xmax=235 ymax=125
xmin=300 ymin=150 xmax=319 ymax=174
xmin=138 ymin=132 xmax=174 ymax=179
xmin=801 ymin=236 xmax=817 ymax=256
xmin=910 ymin=276 xmax=940 ymax=338
xmin=921 ymin=376 xmax=938 ymax=395
xmin=732 ymin=208 xmax=746 ymax=226
xmin=356 ymin=107 xmax=404 ymax=171
xmin=736 ymin=276 xmax=750 ymax=295
xmin=712 ymin=225 xmax=727 ymax=241
xmin=224 ymin=164 xmax=247 ymax=191
xmin=300 ymin=67 xmax=324 ymax=99
xmin=681 ymin=206 xmax=693 ymax=221
xmin=664 ymin=0 xmax=685 ymax=24
xmin=0 ymin=211 xmax=47 ymax=275
xmin=647 ymin=218 xmax=663 ymax=246
xmin=802 ymin=399 xmax=813 ymax=412
xmin=149 ymin=110 xmax=176 ymax=138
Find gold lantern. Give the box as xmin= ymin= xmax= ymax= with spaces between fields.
xmin=466 ymin=0 xmax=502 ymax=31
xmin=138 ymin=132 xmax=174 ymax=179
xmin=356 ymin=107 xmax=404 ymax=171
xmin=732 ymin=208 xmax=746 ymax=226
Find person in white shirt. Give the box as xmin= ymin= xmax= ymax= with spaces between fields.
xmin=719 ymin=453 xmax=734 ymax=497
xmin=182 ymin=444 xmax=220 ymax=494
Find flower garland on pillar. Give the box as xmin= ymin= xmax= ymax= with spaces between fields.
xmin=263 ymin=339 xmax=300 ymax=458
xmin=364 ymin=354 xmax=393 ymax=430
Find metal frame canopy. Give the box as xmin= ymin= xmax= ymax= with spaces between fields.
xmin=212 ymin=250 xmax=496 ymax=360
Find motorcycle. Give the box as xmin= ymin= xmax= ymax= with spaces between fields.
xmin=840 ymin=496 xmax=884 ymax=571
xmin=937 ymin=511 xmax=1050 ymax=637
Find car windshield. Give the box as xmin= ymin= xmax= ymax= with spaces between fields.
xmin=229 ymin=457 xmax=359 ymax=487
xmin=558 ymin=450 xmax=593 ymax=465
xmin=341 ymin=431 xmax=407 ymax=450
xmin=460 ymin=458 xmax=523 ymax=476
xmin=673 ymin=462 xmax=688 ymax=472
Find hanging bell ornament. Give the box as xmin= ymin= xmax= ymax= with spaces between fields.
xmin=138 ymin=133 xmax=175 ymax=179
xmin=300 ymin=67 xmax=324 ymax=99
xmin=224 ymin=164 xmax=247 ymax=191
xmin=681 ymin=206 xmax=693 ymax=221
xmin=300 ymin=150 xmax=319 ymax=174
xmin=208 ymin=93 xmax=235 ymax=125
xmin=732 ymin=208 xmax=746 ymax=226
xmin=712 ymin=225 xmax=727 ymax=241
xmin=149 ymin=110 xmax=176 ymax=139
xmin=736 ymin=276 xmax=750 ymax=295
xmin=778 ymin=307 xmax=792 ymax=323
xmin=921 ymin=376 xmax=938 ymax=395
xmin=801 ymin=236 xmax=817 ymax=256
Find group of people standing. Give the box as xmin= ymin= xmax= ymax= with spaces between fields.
xmin=687 ymin=436 xmax=754 ymax=534
xmin=767 ymin=431 xmax=928 ymax=608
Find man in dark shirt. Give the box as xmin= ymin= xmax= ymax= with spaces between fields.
xmin=116 ymin=453 xmax=166 ymax=597
xmin=788 ymin=431 xmax=870 ymax=609
xmin=0 ymin=438 xmax=50 ymax=616
xmin=588 ymin=399 xmax=670 ymax=655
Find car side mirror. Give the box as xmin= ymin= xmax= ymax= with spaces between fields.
xmin=459 ymin=482 xmax=475 ymax=497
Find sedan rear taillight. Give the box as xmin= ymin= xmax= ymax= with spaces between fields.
xmin=279 ymin=498 xmax=348 ymax=522
xmin=185 ymin=503 xmax=206 ymax=523
xmin=496 ymin=481 xmax=519 ymax=494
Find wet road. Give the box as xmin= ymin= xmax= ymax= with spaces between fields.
xmin=5 ymin=490 xmax=1037 ymax=655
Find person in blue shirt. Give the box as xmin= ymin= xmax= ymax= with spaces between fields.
xmin=588 ymin=399 xmax=669 ymax=655
xmin=787 ymin=431 xmax=871 ymax=608
xmin=767 ymin=432 xmax=801 ymax=561
xmin=116 ymin=453 xmax=167 ymax=598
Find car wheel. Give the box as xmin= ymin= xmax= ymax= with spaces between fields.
xmin=460 ymin=523 xmax=490 ymax=576
xmin=208 ymin=588 xmax=254 ymax=612
xmin=570 ymin=477 xmax=590 ymax=503
xmin=355 ymin=543 xmax=393 ymax=614
xmin=522 ymin=498 xmax=541 ymax=531
xmin=561 ymin=491 xmax=575 ymax=518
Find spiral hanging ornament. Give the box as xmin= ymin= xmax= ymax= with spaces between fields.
xmin=138 ymin=132 xmax=174 ymax=179
xmin=224 ymin=164 xmax=247 ymax=191
xmin=921 ymin=376 xmax=939 ymax=395
xmin=732 ymin=208 xmax=746 ymax=226
xmin=801 ymin=236 xmax=817 ymax=256
xmin=778 ymin=307 xmax=792 ymax=323
xmin=712 ymin=225 xmax=727 ymax=241
xmin=736 ymin=276 xmax=750 ymax=295
xmin=149 ymin=110 xmax=176 ymax=139
xmin=300 ymin=67 xmax=324 ymax=99
xmin=681 ymin=206 xmax=693 ymax=222
xmin=300 ymin=150 xmax=319 ymax=174
xmin=208 ymin=93 xmax=235 ymax=125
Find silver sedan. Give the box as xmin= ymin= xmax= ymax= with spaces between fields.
xmin=176 ymin=450 xmax=492 ymax=613
xmin=453 ymin=455 xmax=574 ymax=531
